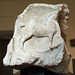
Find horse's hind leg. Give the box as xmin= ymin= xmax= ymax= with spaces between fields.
xmin=19 ymin=32 xmax=33 ymax=51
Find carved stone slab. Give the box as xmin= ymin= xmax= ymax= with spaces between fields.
xmin=3 ymin=3 xmax=70 ymax=73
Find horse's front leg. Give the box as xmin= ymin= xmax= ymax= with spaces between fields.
xmin=49 ymin=33 xmax=54 ymax=50
xmin=51 ymin=33 xmax=63 ymax=49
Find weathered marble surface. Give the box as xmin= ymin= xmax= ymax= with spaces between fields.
xmin=3 ymin=3 xmax=70 ymax=73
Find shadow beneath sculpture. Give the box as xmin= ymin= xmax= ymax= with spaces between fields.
xmin=20 ymin=66 xmax=73 ymax=75
xmin=20 ymin=66 xmax=59 ymax=75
